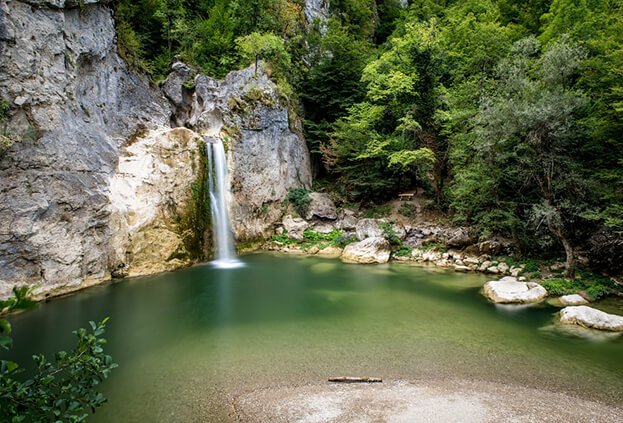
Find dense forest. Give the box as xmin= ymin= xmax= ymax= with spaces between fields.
xmin=116 ymin=0 xmax=622 ymax=276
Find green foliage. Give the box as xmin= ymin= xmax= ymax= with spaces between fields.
xmin=0 ymin=288 xmax=116 ymax=421
xmin=379 ymin=222 xmax=402 ymax=246
xmin=287 ymin=188 xmax=310 ymax=217
xmin=393 ymin=244 xmax=413 ymax=257
xmin=270 ymin=232 xmax=298 ymax=244
xmin=236 ymin=32 xmax=291 ymax=78
xmin=332 ymin=233 xmax=357 ymax=248
xmin=420 ymin=241 xmax=447 ymax=252
xmin=398 ymin=202 xmax=417 ymax=218
xmin=540 ymin=273 xmax=618 ymax=300
xmin=364 ymin=204 xmax=392 ymax=218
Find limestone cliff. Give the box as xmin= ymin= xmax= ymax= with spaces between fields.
xmin=163 ymin=60 xmax=312 ymax=242
xmin=0 ymin=1 xmax=312 ymax=299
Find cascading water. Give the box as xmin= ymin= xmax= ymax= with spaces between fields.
xmin=206 ymin=138 xmax=243 ymax=269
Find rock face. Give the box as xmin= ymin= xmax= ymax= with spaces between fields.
xmin=108 ymin=128 xmax=204 ymax=278
xmin=341 ymin=237 xmax=391 ymax=264
xmin=304 ymin=0 xmax=330 ymax=24
xmin=0 ymin=0 xmax=170 ymax=298
xmin=164 ymin=61 xmax=312 ymax=241
xmin=483 ymin=277 xmax=548 ymax=303
xmin=0 ymin=2 xmax=312 ymax=299
xmin=560 ymin=306 xmax=623 ymax=332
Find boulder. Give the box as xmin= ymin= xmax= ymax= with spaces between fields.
xmin=560 ymin=306 xmax=623 ymax=332
xmin=282 ymin=215 xmax=308 ymax=241
xmin=463 ymin=257 xmax=480 ymax=266
xmin=311 ymin=221 xmax=336 ymax=234
xmin=341 ymin=237 xmax=391 ymax=264
xmin=559 ymin=294 xmax=589 ymax=306
xmin=497 ymin=262 xmax=510 ymax=274
xmin=454 ymin=265 xmax=470 ymax=273
xmin=337 ymin=209 xmax=358 ymax=231
xmin=306 ymin=192 xmax=337 ymax=220
xmin=445 ymin=228 xmax=477 ymax=248
xmin=487 ymin=266 xmax=500 ymax=274
xmin=479 ymin=261 xmax=492 ymax=272
xmin=355 ymin=219 xmax=385 ymax=240
xmin=317 ymin=246 xmax=343 ymax=258
xmin=483 ymin=277 xmax=548 ymax=303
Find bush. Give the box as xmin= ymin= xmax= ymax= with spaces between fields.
xmin=539 ymin=273 xmax=619 ymax=300
xmin=0 ymin=287 xmax=116 ymax=421
xmin=332 ymin=233 xmax=357 ymax=248
xmin=393 ymin=245 xmax=413 ymax=257
xmin=288 ymin=189 xmax=310 ymax=217
xmin=270 ymin=232 xmax=297 ymax=244
xmin=379 ymin=222 xmax=402 ymax=246
xmin=398 ymin=202 xmax=417 ymax=218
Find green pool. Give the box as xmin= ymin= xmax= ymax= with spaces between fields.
xmin=4 ymin=254 xmax=623 ymax=421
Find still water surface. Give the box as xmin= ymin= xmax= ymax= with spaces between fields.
xmin=5 ymin=254 xmax=623 ymax=421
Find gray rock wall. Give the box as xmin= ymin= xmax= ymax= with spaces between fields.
xmin=0 ymin=0 xmax=169 ymax=298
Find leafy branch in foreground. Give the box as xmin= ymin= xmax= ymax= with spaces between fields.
xmin=0 ymin=287 xmax=116 ymax=422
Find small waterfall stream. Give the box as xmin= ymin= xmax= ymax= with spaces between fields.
xmin=206 ymin=138 xmax=243 ymax=269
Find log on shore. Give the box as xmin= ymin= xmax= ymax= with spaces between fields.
xmin=328 ymin=377 xmax=382 ymax=383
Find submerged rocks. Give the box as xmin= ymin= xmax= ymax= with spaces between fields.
xmin=559 ymin=294 xmax=589 ymax=306
xmin=483 ymin=277 xmax=548 ymax=304
xmin=560 ymin=306 xmax=623 ymax=332
xmin=341 ymin=237 xmax=391 ymax=264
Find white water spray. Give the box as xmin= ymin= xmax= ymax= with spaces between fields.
xmin=206 ymin=138 xmax=243 ymax=269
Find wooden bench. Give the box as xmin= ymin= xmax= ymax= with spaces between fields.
xmin=398 ymin=193 xmax=415 ymax=201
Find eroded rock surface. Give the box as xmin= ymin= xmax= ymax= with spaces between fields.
xmin=0 ymin=0 xmax=169 ymax=298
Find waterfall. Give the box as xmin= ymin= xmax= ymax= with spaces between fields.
xmin=206 ymin=138 xmax=243 ymax=269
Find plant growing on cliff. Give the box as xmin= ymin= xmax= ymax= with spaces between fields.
xmin=0 ymin=288 xmax=116 ymax=421
xmin=288 ymin=188 xmax=310 ymax=217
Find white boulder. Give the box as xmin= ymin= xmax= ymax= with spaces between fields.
xmin=560 ymin=306 xmax=623 ymax=332
xmin=341 ymin=237 xmax=391 ymax=264
xmin=483 ymin=277 xmax=548 ymax=303
xmin=559 ymin=294 xmax=589 ymax=306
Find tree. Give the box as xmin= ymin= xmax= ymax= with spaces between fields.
xmin=235 ymin=32 xmax=291 ymax=76
xmin=451 ymin=36 xmax=591 ymax=278
xmin=0 ymin=287 xmax=116 ymax=422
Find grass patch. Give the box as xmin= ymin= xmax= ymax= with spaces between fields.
xmin=540 ymin=273 xmax=619 ymax=301
xmin=364 ymin=204 xmax=392 ymax=218
xmin=420 ymin=241 xmax=447 ymax=253
xmin=270 ymin=232 xmax=297 ymax=245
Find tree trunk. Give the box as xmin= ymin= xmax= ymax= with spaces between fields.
xmin=561 ymin=236 xmax=576 ymax=279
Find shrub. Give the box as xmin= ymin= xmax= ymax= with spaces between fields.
xmin=398 ymin=202 xmax=417 ymax=218
xmin=379 ymin=222 xmax=402 ymax=246
xmin=288 ymin=188 xmax=310 ymax=217
xmin=332 ymin=233 xmax=357 ymax=248
xmin=393 ymin=245 xmax=413 ymax=257
xmin=0 ymin=287 xmax=116 ymax=421
xmin=539 ymin=273 xmax=618 ymax=300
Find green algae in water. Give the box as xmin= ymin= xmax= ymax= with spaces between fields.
xmin=2 ymin=254 xmax=623 ymax=421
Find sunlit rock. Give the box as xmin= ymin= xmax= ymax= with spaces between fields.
xmin=560 ymin=306 xmax=623 ymax=332
xmin=483 ymin=277 xmax=548 ymax=303
xmin=559 ymin=294 xmax=589 ymax=306
xmin=341 ymin=237 xmax=391 ymax=264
